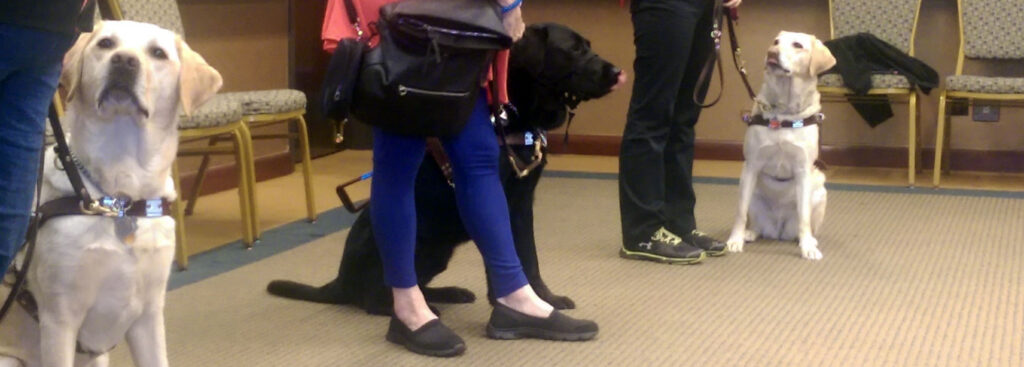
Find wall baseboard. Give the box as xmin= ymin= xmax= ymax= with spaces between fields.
xmin=178 ymin=151 xmax=295 ymax=199
xmin=547 ymin=135 xmax=1024 ymax=173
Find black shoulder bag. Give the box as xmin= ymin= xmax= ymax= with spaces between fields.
xmin=352 ymin=0 xmax=512 ymax=137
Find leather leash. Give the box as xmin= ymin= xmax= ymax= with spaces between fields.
xmin=694 ymin=1 xmax=756 ymax=107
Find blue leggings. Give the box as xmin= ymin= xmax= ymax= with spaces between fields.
xmin=0 ymin=24 xmax=75 ymax=274
xmin=370 ymin=94 xmax=528 ymax=298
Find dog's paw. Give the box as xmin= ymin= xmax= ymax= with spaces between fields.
xmin=423 ymin=286 xmax=477 ymax=304
xmin=726 ymin=236 xmax=745 ymax=253
xmin=799 ymin=237 xmax=823 ymax=260
xmin=744 ymin=229 xmax=759 ymax=242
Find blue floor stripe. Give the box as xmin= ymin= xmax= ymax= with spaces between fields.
xmin=168 ymin=169 xmax=1024 ymax=290
xmin=168 ymin=206 xmax=359 ymax=290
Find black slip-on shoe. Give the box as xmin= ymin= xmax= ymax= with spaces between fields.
xmin=486 ymin=302 xmax=598 ymax=341
xmin=619 ymin=227 xmax=705 ymax=264
xmin=386 ymin=318 xmax=466 ymax=357
xmin=682 ymin=230 xmax=727 ymax=257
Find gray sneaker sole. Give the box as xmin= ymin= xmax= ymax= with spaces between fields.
xmin=618 ymin=247 xmax=705 ymax=264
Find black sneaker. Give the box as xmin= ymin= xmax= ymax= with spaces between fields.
xmin=385 ymin=317 xmax=466 ymax=357
xmin=619 ymin=227 xmax=705 ymax=264
xmin=681 ymin=230 xmax=727 ymax=257
xmin=486 ymin=302 xmax=598 ymax=341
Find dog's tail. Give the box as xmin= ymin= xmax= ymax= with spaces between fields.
xmin=266 ymin=279 xmax=347 ymax=304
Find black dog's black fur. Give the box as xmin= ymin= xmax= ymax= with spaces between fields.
xmin=267 ymin=23 xmax=620 ymax=315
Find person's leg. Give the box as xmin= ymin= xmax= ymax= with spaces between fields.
xmin=664 ymin=2 xmax=727 ymax=254
xmin=445 ymin=95 xmax=597 ymax=341
xmin=619 ymin=0 xmax=703 ymax=247
xmin=664 ymin=0 xmax=713 ymax=235
xmin=368 ymin=129 xmax=438 ymax=329
xmin=0 ymin=24 xmax=75 ymax=274
xmin=440 ymin=96 xmax=550 ymax=317
xmin=618 ymin=0 xmax=706 ymax=264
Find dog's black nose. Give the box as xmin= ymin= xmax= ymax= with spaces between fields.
xmin=111 ymin=52 xmax=139 ymax=70
xmin=766 ymin=49 xmax=780 ymax=61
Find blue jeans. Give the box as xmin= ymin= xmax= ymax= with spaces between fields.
xmin=370 ymin=95 xmax=529 ymax=298
xmin=0 ymin=23 xmax=75 ymax=274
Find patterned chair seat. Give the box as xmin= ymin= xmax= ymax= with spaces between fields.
xmin=222 ymin=89 xmax=306 ymax=115
xmin=818 ymin=73 xmax=912 ymax=90
xmin=945 ymin=75 xmax=1024 ymax=94
xmin=179 ymin=94 xmax=244 ymax=130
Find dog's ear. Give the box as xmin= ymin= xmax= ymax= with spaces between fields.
xmin=807 ymin=38 xmax=836 ymax=76
xmin=176 ymin=36 xmax=223 ymax=116
xmin=62 ymin=22 xmax=102 ymax=101
xmin=511 ymin=24 xmax=547 ymax=76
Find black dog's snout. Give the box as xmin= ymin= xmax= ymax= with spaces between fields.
xmin=111 ymin=52 xmax=139 ymax=70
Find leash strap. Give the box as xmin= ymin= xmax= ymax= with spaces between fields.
xmin=48 ymin=104 xmax=95 ymax=209
xmin=725 ymin=15 xmax=756 ymax=99
xmin=425 ymin=138 xmax=455 ymax=186
xmin=693 ymin=1 xmax=756 ymax=107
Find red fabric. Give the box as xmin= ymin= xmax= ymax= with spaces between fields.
xmin=321 ymin=0 xmax=508 ymax=104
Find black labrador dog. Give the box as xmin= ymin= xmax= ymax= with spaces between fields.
xmin=267 ymin=23 xmax=622 ymax=315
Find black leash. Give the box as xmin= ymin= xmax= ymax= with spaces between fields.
xmin=694 ymin=1 xmax=756 ymax=107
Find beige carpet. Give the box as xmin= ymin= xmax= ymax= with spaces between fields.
xmin=110 ymin=176 xmax=1024 ymax=366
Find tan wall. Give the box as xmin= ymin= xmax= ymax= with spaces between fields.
xmin=525 ymin=0 xmax=1024 ymax=151
xmin=177 ymin=0 xmax=291 ymax=171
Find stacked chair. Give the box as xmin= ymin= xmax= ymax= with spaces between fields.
xmin=932 ymin=0 xmax=1024 ymax=187
xmin=817 ymin=0 xmax=924 ymax=186
xmin=102 ymin=0 xmax=317 ymax=268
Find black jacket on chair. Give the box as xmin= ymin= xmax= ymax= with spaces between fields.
xmin=823 ymin=32 xmax=939 ymax=127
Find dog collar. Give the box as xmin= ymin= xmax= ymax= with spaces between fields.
xmin=743 ymin=113 xmax=825 ymax=129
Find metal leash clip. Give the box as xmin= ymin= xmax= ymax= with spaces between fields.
xmin=82 ymin=194 xmax=133 ymax=217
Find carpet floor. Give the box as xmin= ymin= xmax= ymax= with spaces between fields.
xmin=107 ymin=174 xmax=1024 ymax=366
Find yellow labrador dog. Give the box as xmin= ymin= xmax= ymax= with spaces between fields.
xmin=0 ymin=21 xmax=221 ymax=367
xmin=725 ymin=31 xmax=835 ymax=260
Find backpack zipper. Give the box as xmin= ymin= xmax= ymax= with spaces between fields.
xmin=398 ymin=85 xmax=469 ymax=98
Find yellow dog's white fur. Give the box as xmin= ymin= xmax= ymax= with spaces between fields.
xmin=725 ymin=31 xmax=836 ymax=260
xmin=0 ymin=21 xmax=221 ymax=367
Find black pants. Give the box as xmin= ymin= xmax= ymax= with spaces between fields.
xmin=619 ymin=0 xmax=715 ymax=246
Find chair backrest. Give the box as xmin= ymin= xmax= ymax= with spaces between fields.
xmin=103 ymin=0 xmax=186 ymax=37
xmin=958 ymin=0 xmax=1024 ymax=61
xmin=829 ymin=0 xmax=922 ymax=55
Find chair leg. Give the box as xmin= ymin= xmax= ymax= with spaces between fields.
xmin=907 ymin=93 xmax=917 ymax=187
xmin=932 ymin=92 xmax=948 ymax=187
xmin=172 ymin=160 xmax=188 ymax=270
xmin=915 ymin=94 xmax=923 ymax=174
xmin=231 ymin=127 xmax=255 ymax=247
xmin=184 ymin=137 xmax=223 ymax=215
xmin=293 ymin=116 xmax=317 ymax=222
xmin=238 ymin=123 xmax=260 ymax=241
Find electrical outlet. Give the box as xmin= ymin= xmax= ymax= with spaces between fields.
xmin=973 ymin=102 xmax=1000 ymax=122
xmin=949 ymin=99 xmax=969 ymax=116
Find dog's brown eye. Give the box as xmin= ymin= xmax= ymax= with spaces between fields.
xmin=97 ymin=38 xmax=115 ymax=49
xmin=792 ymin=42 xmax=804 ymax=49
xmin=150 ymin=47 xmax=167 ymax=59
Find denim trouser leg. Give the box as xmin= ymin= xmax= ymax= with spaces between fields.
xmin=0 ymin=23 xmax=75 ymax=274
